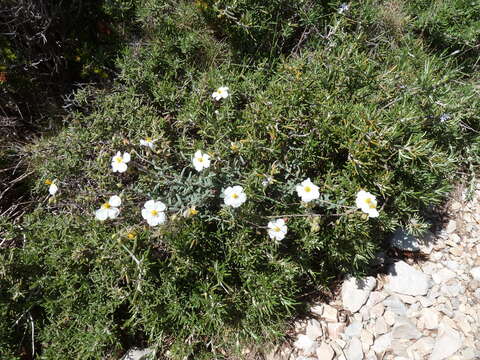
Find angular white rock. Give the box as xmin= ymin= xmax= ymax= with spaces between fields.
xmin=429 ymin=323 xmax=462 ymax=360
xmin=305 ymin=318 xmax=323 ymax=341
xmin=344 ymin=321 xmax=362 ymax=338
xmin=419 ymin=296 xmax=434 ymax=308
xmin=346 ymin=337 xmax=363 ymax=360
xmin=370 ymin=302 xmax=385 ymax=318
xmin=390 ymin=228 xmax=420 ymax=251
xmin=432 ymin=268 xmax=456 ymax=284
xmin=122 ymin=348 xmax=154 ymax=360
xmin=421 ymin=308 xmax=440 ymax=330
xmin=391 ymin=339 xmax=410 ymax=357
xmin=391 ymin=318 xmax=422 ymax=340
xmin=341 ymin=276 xmax=377 ymax=313
xmin=384 ymin=296 xmax=407 ymax=316
xmin=322 ymin=304 xmax=338 ymax=322
xmin=384 ymin=310 xmax=396 ymax=326
xmin=372 ymin=333 xmax=392 ymax=354
xmin=293 ymin=334 xmax=316 ymax=356
xmin=374 ymin=317 xmax=389 ymax=336
xmin=316 ymin=342 xmax=335 ymax=360
xmin=310 ymin=304 xmax=323 ymax=317
xmin=386 ymin=261 xmax=432 ymax=296
xmin=470 ymin=267 xmax=480 ymax=281
xmin=408 ymin=337 xmax=435 ymax=357
xmin=360 ymin=329 xmax=374 ymax=352
xmin=327 ymin=322 xmax=345 ymax=339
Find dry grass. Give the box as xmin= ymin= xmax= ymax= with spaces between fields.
xmin=377 ymin=0 xmax=410 ymax=41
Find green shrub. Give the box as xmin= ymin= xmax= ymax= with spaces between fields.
xmin=2 ymin=1 xmax=480 ymax=359
xmin=408 ymin=0 xmax=480 ymax=52
xmin=199 ymin=0 xmax=332 ymax=59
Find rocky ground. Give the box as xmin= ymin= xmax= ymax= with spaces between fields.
xmin=262 ymin=184 xmax=480 ymax=360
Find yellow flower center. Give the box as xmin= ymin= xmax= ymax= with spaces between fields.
xmin=232 ymin=193 xmax=239 ymax=199
xmin=150 ymin=210 xmax=159 ymax=216
xmin=127 ymin=233 xmax=136 ymax=239
xmin=190 ymin=208 xmax=199 ymax=216
xmin=45 ymin=179 xmax=52 ymax=185
xmin=197 ymin=157 xmax=204 ymax=162
xmin=115 ymin=156 xmax=123 ymax=163
xmin=304 ymin=186 xmax=311 ymax=193
xmin=365 ymin=198 xmax=376 ymax=208
xmin=274 ymin=226 xmax=281 ymax=232
xmin=146 ymin=137 xmax=152 ymax=142
xmin=102 ymin=203 xmax=111 ymax=209
xmin=218 ymin=89 xmax=224 ymax=94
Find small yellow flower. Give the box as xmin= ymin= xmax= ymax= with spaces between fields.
xmin=230 ymin=142 xmax=239 ymax=152
xmin=183 ymin=206 xmax=199 ymax=218
xmin=127 ymin=232 xmax=136 ymax=239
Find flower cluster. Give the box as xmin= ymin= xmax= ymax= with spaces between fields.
xmin=47 ymin=85 xmax=381 ymax=240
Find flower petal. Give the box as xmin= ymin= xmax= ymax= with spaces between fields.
xmin=117 ymin=163 xmax=128 ymax=173
xmin=154 ymin=201 xmax=166 ymax=212
xmin=108 ymin=207 xmax=120 ymax=219
xmin=95 ymin=208 xmax=109 ymax=221
xmin=49 ymin=183 xmax=58 ymax=195
xmin=109 ymin=195 xmax=121 ymax=207
xmin=144 ymin=200 xmax=155 ymax=210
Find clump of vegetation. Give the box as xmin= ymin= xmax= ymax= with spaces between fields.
xmin=1 ymin=0 xmax=480 ymax=359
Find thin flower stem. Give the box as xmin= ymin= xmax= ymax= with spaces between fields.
xmin=318 ymin=199 xmax=357 ymax=209
xmin=265 ymin=209 xmax=355 ymax=219
xmin=265 ymin=213 xmax=323 ymax=218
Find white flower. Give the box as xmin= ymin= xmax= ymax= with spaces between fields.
xmin=262 ymin=175 xmax=273 ymax=187
xmin=295 ymin=178 xmax=320 ymax=203
xmin=439 ymin=113 xmax=451 ymax=123
xmin=338 ymin=3 xmax=349 ymax=13
xmin=95 ymin=195 xmax=121 ymax=221
xmin=111 ymin=151 xmax=131 ymax=173
xmin=355 ymin=190 xmax=379 ymax=218
xmin=211 ymin=86 xmax=229 ymax=100
xmin=140 ymin=137 xmax=156 ymax=149
xmin=49 ymin=183 xmax=58 ymax=195
xmin=141 ymin=200 xmax=167 ymax=226
xmin=267 ymin=219 xmax=287 ymax=242
xmin=223 ymin=186 xmax=247 ymax=208
xmin=192 ymin=150 xmax=211 ymax=172
xmin=45 ymin=179 xmax=58 ymax=195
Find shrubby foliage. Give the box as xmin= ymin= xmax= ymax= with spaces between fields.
xmin=1 ymin=0 xmax=480 ymax=359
